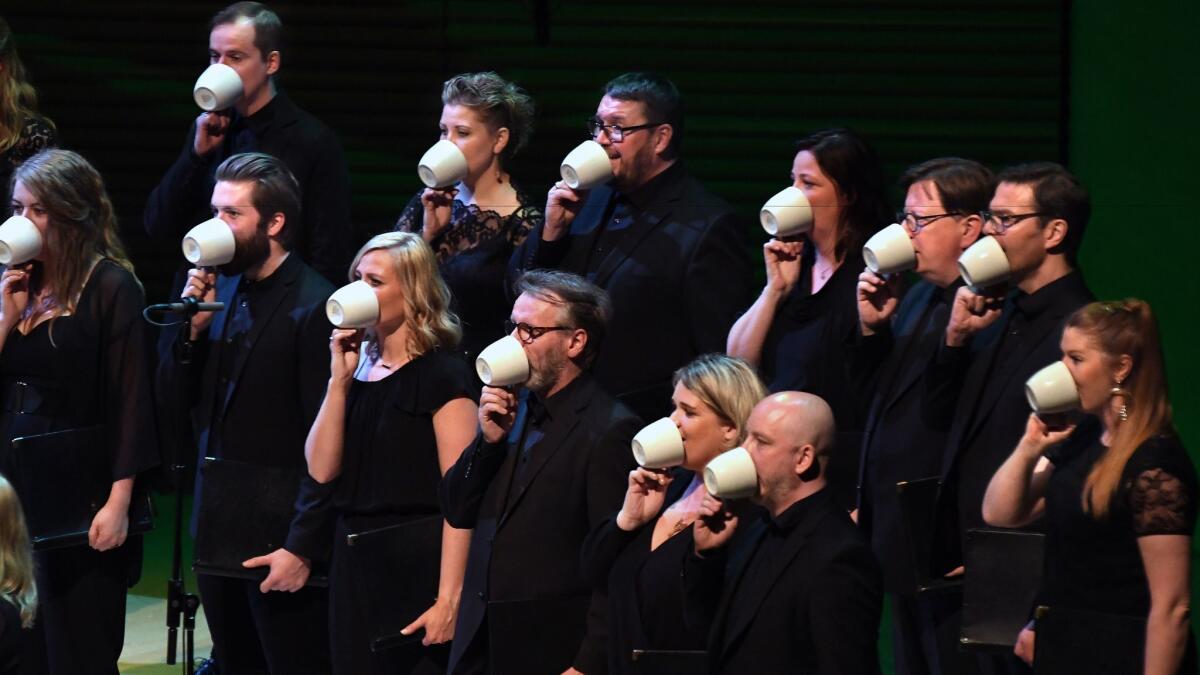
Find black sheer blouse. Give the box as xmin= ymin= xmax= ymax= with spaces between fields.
xmin=394 ymin=192 xmax=541 ymax=362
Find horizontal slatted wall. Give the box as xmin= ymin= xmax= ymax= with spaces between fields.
xmin=4 ymin=0 xmax=1066 ymax=299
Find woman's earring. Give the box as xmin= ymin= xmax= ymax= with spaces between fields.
xmin=1109 ymin=379 xmax=1131 ymax=423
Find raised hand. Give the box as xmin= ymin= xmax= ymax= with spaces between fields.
xmin=857 ymin=268 xmax=902 ymax=335
xmin=615 ymin=468 xmax=674 ymax=531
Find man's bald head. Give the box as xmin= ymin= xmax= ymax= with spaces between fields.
xmin=756 ymin=391 xmax=835 ymax=457
xmin=743 ymin=391 xmax=837 ymax=514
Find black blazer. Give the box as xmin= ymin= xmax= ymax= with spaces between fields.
xmin=159 ymin=254 xmax=335 ymax=562
xmin=509 ymin=164 xmax=752 ymax=422
xmin=440 ymin=374 xmax=641 ymax=674
xmin=926 ymin=272 xmax=1093 ymax=572
xmin=694 ymin=488 xmax=882 ymax=675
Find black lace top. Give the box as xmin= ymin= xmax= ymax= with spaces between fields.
xmin=0 ymin=116 xmax=56 ymax=192
xmin=1042 ymin=416 xmax=1197 ymax=616
xmin=394 ymin=191 xmax=541 ymax=362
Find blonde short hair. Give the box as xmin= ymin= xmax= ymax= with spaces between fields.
xmin=673 ymin=354 xmax=767 ymax=444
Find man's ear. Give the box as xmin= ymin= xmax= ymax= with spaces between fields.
xmin=565 ymin=328 xmax=588 ymax=360
xmin=265 ymin=212 xmax=286 ymax=238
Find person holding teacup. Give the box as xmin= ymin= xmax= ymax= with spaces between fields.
xmin=306 ymin=232 xmax=478 ymax=673
xmin=0 ymin=149 xmax=159 ymax=672
xmin=511 ymin=72 xmax=752 ymax=424
xmin=984 ymin=300 xmax=1196 ymax=674
xmin=579 ymin=353 xmax=766 ymax=674
xmin=727 ymin=128 xmax=890 ymax=508
xmin=394 ymin=72 xmax=541 ymax=364
xmin=852 ymin=157 xmax=991 ymax=675
xmin=146 ymin=1 xmax=351 ymax=283
xmin=686 ymin=391 xmax=882 ymax=674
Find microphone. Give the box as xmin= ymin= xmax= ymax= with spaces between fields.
xmin=147 ymin=297 xmax=226 ymax=315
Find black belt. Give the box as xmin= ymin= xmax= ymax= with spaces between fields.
xmin=2 ymin=379 xmax=65 ymax=416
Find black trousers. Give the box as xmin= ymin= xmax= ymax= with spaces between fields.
xmin=197 ymin=573 xmax=331 ymax=675
xmin=33 ymin=537 xmax=140 ymax=675
xmin=890 ymin=591 xmax=971 ymax=675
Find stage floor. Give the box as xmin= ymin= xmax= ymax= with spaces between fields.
xmin=119 ymin=594 xmax=212 ymax=674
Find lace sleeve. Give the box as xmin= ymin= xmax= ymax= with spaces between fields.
xmin=1130 ymin=467 xmax=1194 ymax=536
xmin=393 ymin=192 xmax=423 ymax=233
xmin=506 ymin=204 xmax=542 ymax=247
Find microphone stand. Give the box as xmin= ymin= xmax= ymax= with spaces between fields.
xmin=144 ymin=297 xmax=224 ymax=675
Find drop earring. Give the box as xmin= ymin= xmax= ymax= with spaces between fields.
xmin=1109 ymin=378 xmax=1131 ymax=423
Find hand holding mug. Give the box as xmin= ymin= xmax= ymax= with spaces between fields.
xmin=763 ymin=238 xmax=804 ymax=297
xmin=615 ymin=467 xmax=673 ymax=531
xmin=1016 ymin=413 xmax=1075 ymax=460
xmin=182 ymin=267 xmax=218 ymax=338
xmin=478 ymin=385 xmax=517 ymax=444
xmin=544 ymin=181 xmax=586 ymax=241
xmin=857 ymin=268 xmax=902 ymax=335
xmin=945 ymin=285 xmax=1003 ymax=347
xmin=694 ymin=492 xmax=739 ymax=553
xmin=329 ymin=328 xmax=362 ymax=386
xmin=420 ymin=187 xmax=458 ymax=242
xmin=193 ymin=110 xmax=232 ymax=157
xmin=0 ymin=264 xmax=31 ymax=330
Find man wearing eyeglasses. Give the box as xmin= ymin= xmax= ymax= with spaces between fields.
xmin=852 ymin=158 xmax=991 ymax=675
xmin=440 ymin=270 xmax=641 ymax=675
xmin=927 ymin=162 xmax=1094 ymax=673
xmin=510 ymin=72 xmax=752 ymax=423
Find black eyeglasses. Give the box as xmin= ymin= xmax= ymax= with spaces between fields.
xmin=586 ymin=118 xmax=665 ymax=142
xmin=505 ymin=320 xmax=571 ymax=344
xmin=980 ymin=211 xmax=1045 ymax=234
xmin=895 ymin=210 xmax=960 ymax=235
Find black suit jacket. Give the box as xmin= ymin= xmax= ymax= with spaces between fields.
xmin=144 ymin=91 xmax=353 ymax=282
xmin=851 ymin=280 xmax=955 ymax=592
xmin=440 ymin=374 xmax=641 ymax=674
xmin=926 ymin=271 xmax=1093 ymax=572
xmin=693 ymin=488 xmax=882 ymax=675
xmin=159 ymin=254 xmax=335 ymax=562
xmin=509 ymin=163 xmax=752 ymax=422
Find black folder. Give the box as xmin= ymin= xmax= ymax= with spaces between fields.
xmin=1033 ymin=606 xmax=1145 ymax=674
xmin=488 ymin=594 xmax=590 ymax=674
xmin=896 ymin=476 xmax=961 ymax=595
xmin=960 ymin=528 xmax=1044 ymax=651
xmin=10 ymin=426 xmax=154 ymax=550
xmin=193 ymin=456 xmax=327 ymax=586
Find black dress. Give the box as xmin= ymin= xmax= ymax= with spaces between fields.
xmin=0 ymin=260 xmax=159 ymax=674
xmin=327 ymin=348 xmax=474 ymax=675
xmin=1041 ymin=417 xmax=1198 ymax=673
xmin=0 ymin=116 xmax=56 ymax=193
xmin=580 ymin=471 xmax=723 ymax=675
xmin=394 ymin=192 xmax=541 ymax=363
xmin=758 ymin=244 xmax=866 ymax=508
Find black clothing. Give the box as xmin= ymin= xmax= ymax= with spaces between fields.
xmin=440 ymin=373 xmax=641 ymax=674
xmin=928 ymin=271 xmax=1093 ymax=571
xmin=0 ymin=261 xmax=159 ymax=674
xmin=511 ymin=162 xmax=753 ymax=423
xmin=0 ymin=116 xmax=56 ymax=192
xmin=144 ymin=92 xmax=352 ymax=282
xmin=326 ymin=349 xmax=473 ymax=673
xmin=395 ymin=193 xmax=540 ymax=363
xmin=759 ymin=245 xmax=867 ymax=508
xmin=158 ymin=253 xmax=334 ymax=671
xmin=580 ymin=471 xmax=716 ymax=675
xmin=692 ymin=488 xmax=883 ymax=675
xmin=0 ymin=598 xmax=36 ymax=675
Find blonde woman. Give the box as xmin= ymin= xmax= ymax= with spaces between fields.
xmin=0 ymin=475 xmax=36 ymax=670
xmin=0 ymin=149 xmax=158 ymax=672
xmin=581 ymin=353 xmax=767 ymax=674
xmin=306 ymin=232 xmax=478 ymax=674
xmin=0 ymin=18 xmax=56 ymax=191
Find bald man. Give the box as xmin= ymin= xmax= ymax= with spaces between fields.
xmin=689 ymin=392 xmax=883 ymax=674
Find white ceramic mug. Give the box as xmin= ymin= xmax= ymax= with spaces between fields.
xmin=863 ymin=223 xmax=917 ymax=275
xmin=326 ymin=280 xmax=380 ymax=328
xmin=760 ymin=186 xmax=813 ymax=238
xmin=417 ymin=140 xmax=469 ymax=189
xmin=703 ymin=447 xmax=758 ymax=499
xmin=0 ymin=216 xmax=43 ymax=266
xmin=631 ymin=417 xmax=686 ymax=469
xmin=181 ymin=218 xmax=236 ymax=267
xmin=1025 ymin=361 xmax=1081 ymax=414
xmin=476 ymin=335 xmax=530 ymax=387
xmin=958 ymin=236 xmax=1011 ymax=291
xmin=560 ymin=141 xmax=613 ymax=190
xmin=193 ymin=63 xmax=243 ymax=112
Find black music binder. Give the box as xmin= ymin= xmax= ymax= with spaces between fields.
xmin=10 ymin=426 xmax=154 ymax=550
xmin=193 ymin=456 xmax=327 ymax=586
xmin=960 ymin=528 xmax=1044 ymax=651
xmin=896 ymin=476 xmax=961 ymax=595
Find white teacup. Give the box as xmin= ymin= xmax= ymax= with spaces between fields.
xmin=193 ymin=63 xmax=243 ymax=112
xmin=181 ymin=218 xmax=236 ymax=267
xmin=560 ymin=141 xmax=613 ymax=190
xmin=958 ymin=236 xmax=1011 ymax=291
xmin=863 ymin=223 xmax=917 ymax=275
xmin=1025 ymin=361 xmax=1080 ymax=414
xmin=760 ymin=186 xmax=813 ymax=238
xmin=417 ymin=140 xmax=468 ymax=189
xmin=476 ymin=335 xmax=530 ymax=387
xmin=631 ymin=417 xmax=685 ymax=469
xmin=0 ymin=216 xmax=43 ymax=266
xmin=326 ymin=281 xmax=380 ymax=329
xmin=703 ymin=447 xmax=758 ymax=500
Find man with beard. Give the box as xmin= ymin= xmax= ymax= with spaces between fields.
xmin=163 ymin=152 xmax=334 ymax=672
xmin=439 ymin=270 xmax=641 ymax=674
